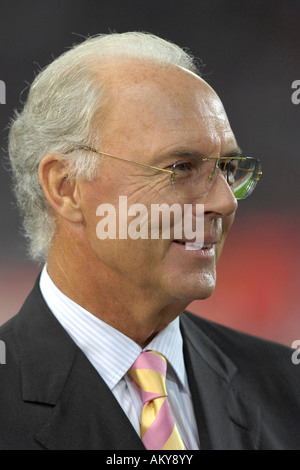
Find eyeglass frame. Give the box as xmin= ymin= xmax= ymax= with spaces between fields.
xmin=65 ymin=145 xmax=262 ymax=199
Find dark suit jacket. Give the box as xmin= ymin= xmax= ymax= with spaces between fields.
xmin=0 ymin=277 xmax=300 ymax=450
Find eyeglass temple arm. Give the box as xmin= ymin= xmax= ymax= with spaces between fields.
xmin=66 ymin=146 xmax=174 ymax=175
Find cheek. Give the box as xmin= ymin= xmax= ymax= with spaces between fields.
xmin=126 ymin=176 xmax=172 ymax=206
xmin=81 ymin=189 xmax=168 ymax=280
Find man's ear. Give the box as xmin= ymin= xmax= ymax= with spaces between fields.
xmin=38 ymin=154 xmax=84 ymax=223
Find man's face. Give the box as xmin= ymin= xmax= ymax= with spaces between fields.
xmin=77 ymin=62 xmax=238 ymax=305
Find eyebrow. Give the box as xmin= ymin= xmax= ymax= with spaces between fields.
xmin=220 ymin=147 xmax=243 ymax=159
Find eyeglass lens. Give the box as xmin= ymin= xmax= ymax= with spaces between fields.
xmin=171 ymin=157 xmax=261 ymax=200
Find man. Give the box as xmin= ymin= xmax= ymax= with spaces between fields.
xmin=0 ymin=32 xmax=299 ymax=450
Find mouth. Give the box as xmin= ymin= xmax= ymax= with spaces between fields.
xmin=172 ymin=239 xmax=217 ymax=255
xmin=173 ymin=240 xmax=213 ymax=249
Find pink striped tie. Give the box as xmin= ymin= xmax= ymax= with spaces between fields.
xmin=128 ymin=350 xmax=186 ymax=450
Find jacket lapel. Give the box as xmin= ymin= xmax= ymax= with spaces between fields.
xmin=180 ymin=313 xmax=261 ymax=450
xmin=35 ymin=348 xmax=145 ymax=450
xmin=14 ymin=281 xmax=144 ymax=450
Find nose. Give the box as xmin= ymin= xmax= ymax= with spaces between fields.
xmin=202 ymin=171 xmax=238 ymax=219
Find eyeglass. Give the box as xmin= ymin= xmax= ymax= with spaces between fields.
xmin=66 ymin=145 xmax=262 ymax=200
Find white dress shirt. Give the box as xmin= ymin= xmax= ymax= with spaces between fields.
xmin=39 ymin=265 xmax=200 ymax=450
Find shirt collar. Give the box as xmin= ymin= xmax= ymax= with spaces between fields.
xmin=145 ymin=318 xmax=188 ymax=390
xmin=39 ymin=265 xmax=188 ymax=392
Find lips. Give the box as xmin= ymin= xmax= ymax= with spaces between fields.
xmin=172 ymin=238 xmax=218 ymax=248
xmin=172 ymin=219 xmax=222 ymax=251
xmin=173 ymin=240 xmax=208 ymax=248
xmin=172 ymin=239 xmax=219 ymax=254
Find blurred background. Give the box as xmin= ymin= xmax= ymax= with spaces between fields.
xmin=0 ymin=0 xmax=299 ymax=346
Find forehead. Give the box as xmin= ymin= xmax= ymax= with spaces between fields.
xmin=98 ymin=60 xmax=236 ymax=157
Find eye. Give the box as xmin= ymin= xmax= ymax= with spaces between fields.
xmin=172 ymin=160 xmax=198 ymax=174
xmin=218 ymin=159 xmax=237 ymax=175
xmin=228 ymin=161 xmax=238 ymax=176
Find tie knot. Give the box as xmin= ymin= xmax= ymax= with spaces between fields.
xmin=128 ymin=351 xmax=167 ymax=404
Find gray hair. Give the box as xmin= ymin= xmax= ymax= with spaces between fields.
xmin=8 ymin=32 xmax=200 ymax=261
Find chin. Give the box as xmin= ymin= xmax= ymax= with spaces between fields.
xmin=170 ymin=272 xmax=216 ymax=302
xmin=193 ymin=284 xmax=216 ymax=301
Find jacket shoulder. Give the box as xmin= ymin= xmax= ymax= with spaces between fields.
xmin=181 ymin=311 xmax=297 ymax=376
